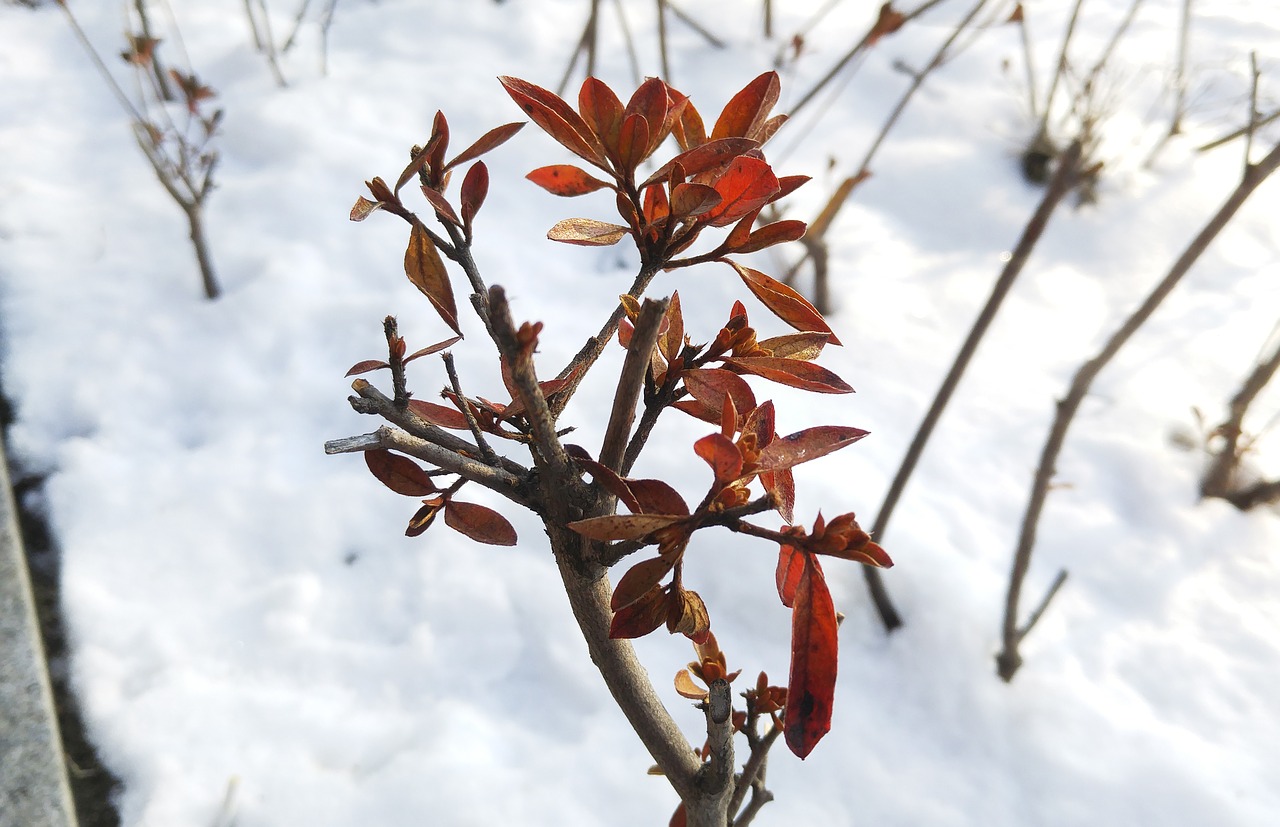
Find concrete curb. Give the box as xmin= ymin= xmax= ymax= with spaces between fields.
xmin=0 ymin=430 xmax=78 ymax=827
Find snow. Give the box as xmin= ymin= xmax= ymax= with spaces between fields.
xmin=3 ymin=0 xmax=1280 ymax=824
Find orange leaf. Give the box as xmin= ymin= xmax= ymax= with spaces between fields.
xmin=626 ymin=479 xmax=690 ymax=516
xmin=732 ymin=219 xmax=807 ymax=254
xmin=703 ymin=156 xmax=780 ymax=227
xmin=641 ymin=137 xmax=759 ymax=188
xmin=762 ymin=468 xmax=796 ymax=523
xmin=527 ymin=165 xmax=612 ymax=196
xmin=365 ymin=449 xmax=437 ymax=496
xmin=822 ymin=539 xmax=894 ymax=569
xmin=500 ymin=76 xmax=605 ymax=167
xmin=712 ymin=71 xmax=781 ymax=142
xmin=669 ymin=182 xmax=722 ymax=218
xmin=444 ymin=121 xmax=525 ymax=171
xmin=546 ymin=217 xmax=630 ymax=246
xmin=758 ymin=425 xmax=869 ymax=471
xmin=345 ymin=358 xmax=389 ymax=377
xmin=723 ymin=356 xmax=853 ymax=394
xmin=694 ymin=432 xmax=744 ymax=486
xmin=624 ymin=77 xmax=670 ymax=156
xmin=776 ymin=543 xmax=804 ymax=608
xmin=681 ymin=369 xmax=756 ymax=429
xmin=674 ymin=669 xmax=708 ymax=700
xmin=405 ymin=224 xmax=460 ymax=334
xmin=567 ymin=513 xmax=684 ymax=541
xmin=672 ymin=96 xmax=707 ymax=151
xmin=407 ymin=399 xmax=470 ymax=430
xmin=609 ymin=585 xmax=670 ymax=639
xmin=657 ymin=291 xmax=685 ymax=365
xmin=578 ymin=77 xmax=625 ymax=162
xmin=785 ymin=553 xmax=837 ymax=759
xmin=667 ymin=588 xmax=710 ymax=640
xmin=612 ymin=556 xmax=678 ymax=611
xmin=726 ymin=261 xmax=841 ymax=345
xmin=617 ymin=112 xmax=651 ymax=173
xmin=444 ymin=500 xmax=517 ymax=546
xmin=756 ymin=332 xmax=829 ymax=361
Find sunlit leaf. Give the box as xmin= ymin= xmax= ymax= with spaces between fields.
xmin=666 ymin=588 xmax=710 ymax=640
xmin=703 ymin=156 xmax=780 ymax=227
xmin=567 ymin=513 xmax=685 ymax=541
xmin=499 ymin=76 xmax=605 ymax=167
xmin=723 ymin=356 xmax=853 ymax=394
xmin=546 ymin=217 xmax=630 ymax=246
xmin=711 ymin=71 xmax=781 ymax=142
xmin=681 ymin=369 xmax=756 ymax=429
xmin=527 ymin=164 xmax=612 ymax=196
xmin=762 ymin=468 xmax=796 ymax=523
xmin=694 ymin=432 xmax=744 ymax=486
xmin=757 ymin=332 xmax=829 ymax=361
xmin=776 ymin=543 xmax=804 ymax=608
xmin=725 ymin=260 xmax=841 ymax=345
xmin=758 ymin=425 xmax=869 ymax=471
xmin=365 ymin=449 xmax=437 ymax=497
xmin=578 ymin=77 xmax=625 ymax=162
xmin=785 ymin=553 xmax=837 ymax=759
xmin=349 ymin=196 xmax=384 ymax=222
xmin=669 ymin=182 xmax=721 ymax=219
xmin=617 ymin=112 xmax=651 ymax=172
xmin=641 ymin=137 xmax=759 ymax=188
xmin=444 ymin=500 xmax=517 ymax=546
xmin=674 ymin=669 xmax=708 ymax=700
xmin=405 ymin=224 xmax=460 ymax=334
xmin=731 ymin=219 xmax=808 ymax=254
xmin=444 ymin=121 xmax=525 ymax=171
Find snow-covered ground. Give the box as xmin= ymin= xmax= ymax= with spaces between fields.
xmin=3 ymin=1 xmax=1279 ymax=824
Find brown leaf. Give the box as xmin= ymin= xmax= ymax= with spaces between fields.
xmin=546 ymin=217 xmax=630 ymax=246
xmin=567 ymin=513 xmax=685 ymax=541
xmin=723 ymin=356 xmax=853 ymax=394
xmin=757 ymin=332 xmax=829 ymax=361
xmin=731 ymin=219 xmax=807 ymax=254
xmin=609 ymin=585 xmax=669 ymax=639
xmin=574 ymin=456 xmax=642 ymax=514
xmin=349 ymin=196 xmax=384 ymax=222
xmin=365 ymin=449 xmax=437 ymax=496
xmin=444 ymin=500 xmax=518 ymax=546
xmin=785 ymin=553 xmax=837 ymax=759
xmin=407 ymin=399 xmax=471 ymax=430
xmin=345 ymin=358 xmax=390 ymax=377
xmin=612 ymin=556 xmax=678 ymax=611
xmin=617 ymin=112 xmax=651 ymax=173
xmin=671 ymin=94 xmax=707 ymax=151
xmin=667 ymin=588 xmax=710 ymax=641
xmin=711 ymin=71 xmax=781 ymax=142
xmin=499 ymin=76 xmax=605 ymax=167
xmin=444 ymin=122 xmax=525 ymax=171
xmin=405 ymin=224 xmax=461 ymax=334
xmin=868 ymin=3 xmax=907 ymax=46
xmin=703 ymin=156 xmax=781 ymax=227
xmin=405 ymin=496 xmax=445 ymax=537
xmin=526 ymin=164 xmax=612 ymax=196
xmin=626 ymin=479 xmax=690 ymax=516
xmin=757 ymin=425 xmax=869 ymax=471
xmin=366 ymin=176 xmax=395 ymax=203
xmin=403 ymin=334 xmax=463 ymax=365
xmin=396 ymin=132 xmax=443 ymax=195
xmin=726 ymin=260 xmax=841 ymax=345
xmin=657 ymin=291 xmax=685 ymax=365
xmin=460 ymin=162 xmax=489 ymax=229
xmin=680 ymin=369 xmax=756 ymax=429
xmin=694 ymin=432 xmax=744 ymax=486
xmin=669 ymin=182 xmax=722 ymax=219
xmin=421 ymin=186 xmax=462 ymax=228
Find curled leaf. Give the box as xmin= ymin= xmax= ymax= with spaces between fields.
xmin=547 ymin=217 xmax=630 ymax=246
xmin=612 ymin=556 xmax=678 ymax=611
xmin=350 ymin=196 xmax=384 ymax=222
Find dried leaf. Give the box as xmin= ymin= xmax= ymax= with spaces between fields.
xmin=785 ymin=553 xmax=837 ymax=759
xmin=499 ymin=76 xmax=605 ymax=167
xmin=444 ymin=121 xmax=525 ymax=171
xmin=711 ymin=71 xmax=781 ymax=142
xmin=612 ymin=556 xmax=678 ymax=611
xmin=405 ymin=224 xmax=460 ymax=334
xmin=657 ymin=291 xmax=685 ymax=365
xmin=444 ymin=500 xmax=517 ymax=546
xmin=349 ymin=196 xmax=384 ymax=222
xmin=703 ymin=156 xmax=781 ymax=227
xmin=757 ymin=332 xmax=829 ymax=361
xmin=726 ymin=261 xmax=840 ymax=345
xmin=667 ymin=588 xmax=710 ymax=640
xmin=365 ymin=449 xmax=437 ymax=497
xmin=674 ymin=669 xmax=708 ymax=700
xmin=405 ymin=496 xmax=445 ymax=537
xmin=567 ymin=513 xmax=685 ymax=541
xmin=345 ymin=358 xmax=390 ymax=377
xmin=694 ymin=432 xmax=744 ymax=486
xmin=758 ymin=425 xmax=869 ymax=471
xmin=723 ymin=356 xmax=853 ymax=394
xmin=546 ymin=217 xmax=630 ymax=246
xmin=526 ymin=164 xmax=612 ymax=196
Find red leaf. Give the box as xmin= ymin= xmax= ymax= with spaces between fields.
xmin=762 ymin=468 xmax=796 ymax=522
xmin=407 ymin=399 xmax=470 ymax=430
xmin=703 ymin=156 xmax=780 ymax=227
xmin=365 ymin=449 xmax=437 ymax=496
xmin=641 ymin=137 xmax=759 ymax=188
xmin=726 ymin=260 xmax=841 ymax=345
xmin=444 ymin=121 xmax=525 ymax=171
xmin=785 ymin=553 xmax=838 ymax=759
xmin=681 ymin=369 xmax=757 ymax=429
xmin=669 ymin=182 xmax=722 ymax=218
xmin=609 ymin=585 xmax=669 ymax=639
xmin=499 ymin=76 xmax=605 ymax=167
xmin=774 ymin=174 xmax=811 ymax=201
xmin=567 ymin=513 xmax=684 ymax=541
xmin=403 ymin=334 xmax=464 ymax=365
xmin=527 ymin=164 xmax=612 ymax=196
xmin=574 ymin=456 xmax=642 ymax=514
xmin=624 ymin=77 xmax=670 ymax=157
xmin=395 ymin=131 xmax=443 ymax=195
xmin=694 ymin=432 xmax=744 ymax=486
xmin=345 ymin=359 xmax=390 ymax=377
xmin=405 ymin=224 xmax=460 ymax=334
xmin=444 ymin=500 xmax=517 ymax=546
xmin=612 ymin=556 xmax=678 ymax=611
xmin=617 ymin=112 xmax=651 ymax=172
xmin=822 ymin=538 xmax=894 ymax=568
xmin=732 ymin=219 xmax=808 ymax=254
xmin=460 ymin=161 xmax=489 ymax=228
xmin=578 ymin=77 xmax=625 ymax=161
xmin=642 ymin=179 xmax=670 ymax=226
xmin=758 ymin=425 xmax=869 ymax=471
xmin=669 ymin=802 xmax=688 ymax=827
xmin=723 ymin=356 xmax=853 ymax=394
xmin=546 ymin=217 xmax=630 ymax=246
xmin=712 ymin=71 xmax=781 ymax=142
xmin=776 ymin=543 xmax=804 ymax=608
xmin=627 ymin=479 xmax=690 ymax=516
xmin=421 ymin=186 xmax=462 ymax=228
xmin=672 ymin=96 xmax=707 ymax=150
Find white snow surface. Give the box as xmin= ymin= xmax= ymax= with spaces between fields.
xmin=3 ymin=1 xmax=1280 ymax=825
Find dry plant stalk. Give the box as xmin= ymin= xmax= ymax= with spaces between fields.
xmin=326 ymin=73 xmax=893 ymax=826
xmin=1200 ymin=328 xmax=1280 ymax=509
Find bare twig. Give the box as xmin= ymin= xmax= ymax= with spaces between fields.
xmin=1244 ymin=51 xmax=1260 ymax=176
xmin=864 ymin=139 xmax=1085 ymax=633
xmin=1201 ymin=322 xmax=1280 ymax=503
xmin=997 ymin=139 xmax=1280 ymax=682
xmin=1169 ymin=0 xmax=1193 ymax=136
xmin=656 ymin=0 xmax=670 ymax=81
xmin=1197 ymin=107 xmax=1280 ymax=153
xmin=600 ymin=298 xmax=668 ymax=473
xmin=696 ymin=678 xmax=735 ymax=826
xmin=443 ymin=352 xmax=499 ymax=465
xmin=1038 ymin=0 xmax=1085 ymax=140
